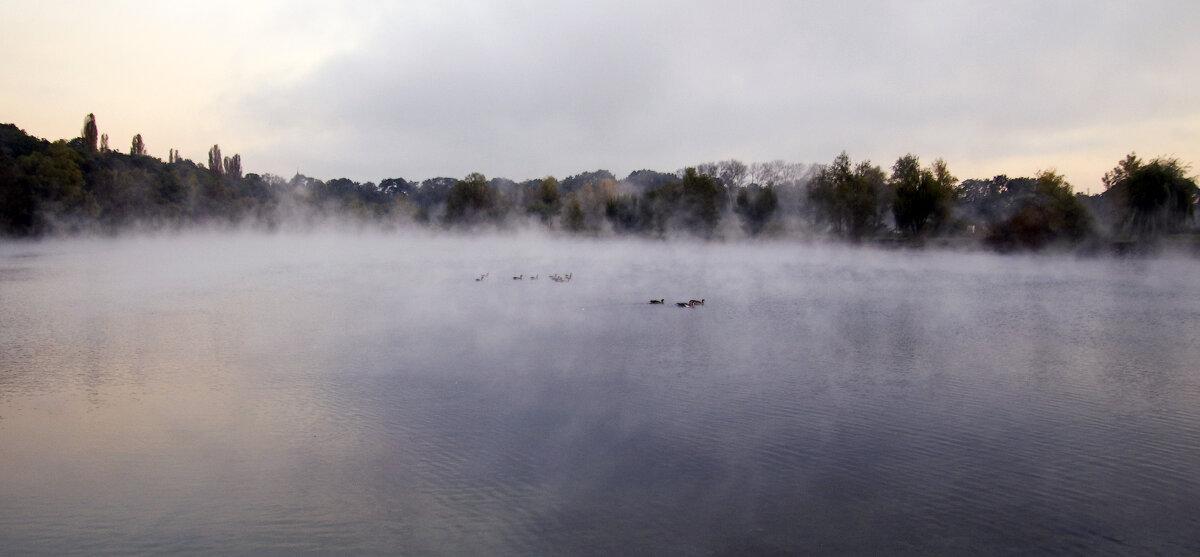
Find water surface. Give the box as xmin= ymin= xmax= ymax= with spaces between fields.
xmin=2 ymin=233 xmax=1199 ymax=555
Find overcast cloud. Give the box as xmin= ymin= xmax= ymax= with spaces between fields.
xmin=3 ymin=1 xmax=1198 ymax=191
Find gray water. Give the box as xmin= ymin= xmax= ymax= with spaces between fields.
xmin=1 ymin=232 xmax=1198 ymax=556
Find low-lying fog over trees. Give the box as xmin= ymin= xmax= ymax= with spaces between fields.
xmin=1 ymin=115 xmax=1197 ymax=252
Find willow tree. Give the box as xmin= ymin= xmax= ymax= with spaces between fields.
xmin=1103 ymin=153 xmax=1198 ymax=238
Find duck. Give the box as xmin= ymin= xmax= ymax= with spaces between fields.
xmin=676 ymin=301 xmax=693 ymax=308
xmin=513 ymin=274 xmax=523 ymax=280
xmin=689 ymin=299 xmax=705 ymax=306
xmin=649 ymin=299 xmax=664 ymax=304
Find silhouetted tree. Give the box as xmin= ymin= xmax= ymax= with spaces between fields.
xmin=17 ymin=140 xmax=98 ymax=233
xmin=986 ymin=170 xmax=1094 ymax=251
xmin=414 ymin=177 xmax=456 ymax=209
xmin=223 ymin=154 xmax=242 ymax=180
xmin=130 ymin=134 xmax=146 ymax=156
xmin=622 ymin=169 xmax=677 ymax=194
xmin=561 ymin=170 xmax=616 ymax=194
xmin=81 ymin=114 xmax=98 ymax=153
xmin=956 ymin=174 xmax=1040 ymax=230
xmin=443 ymin=172 xmax=497 ymax=226
xmin=207 ymin=145 xmax=223 ymax=176
xmin=100 ymin=133 xmax=109 ymax=153
xmin=379 ymin=177 xmax=416 ymax=198
xmin=677 ymin=167 xmax=723 ymax=237
xmin=890 ymin=155 xmax=958 ymax=237
xmin=807 ymin=152 xmax=887 ymax=241
xmin=605 ymin=195 xmax=642 ymax=233
xmin=1103 ymin=153 xmax=1198 ymax=238
xmin=735 ymin=185 xmax=779 ymax=236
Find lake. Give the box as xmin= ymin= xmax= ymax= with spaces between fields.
xmin=2 ymin=231 xmax=1199 ymax=556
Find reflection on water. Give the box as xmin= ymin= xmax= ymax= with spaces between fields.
xmin=2 ymin=233 xmax=1199 ymax=555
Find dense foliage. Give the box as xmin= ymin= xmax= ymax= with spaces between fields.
xmin=1102 ymin=154 xmax=1199 ymax=238
xmin=890 ymin=155 xmax=957 ymax=237
xmin=1 ymin=116 xmax=1197 ymax=252
xmin=806 ymin=152 xmax=888 ymax=242
xmin=985 ymin=171 xmax=1096 ymax=251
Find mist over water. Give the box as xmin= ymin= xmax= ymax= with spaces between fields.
xmin=2 ymin=231 xmax=1199 ymax=555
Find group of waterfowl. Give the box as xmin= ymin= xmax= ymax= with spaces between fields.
xmin=476 ymin=272 xmax=699 ymax=306
xmin=476 ymin=272 xmax=572 ymax=282
xmin=650 ymin=298 xmax=705 ymax=308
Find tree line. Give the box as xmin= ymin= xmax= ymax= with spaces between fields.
xmin=1 ymin=114 xmax=1196 ymax=252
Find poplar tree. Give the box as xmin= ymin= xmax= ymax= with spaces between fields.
xmin=223 ymin=154 xmax=242 ymax=180
xmin=81 ymin=113 xmax=98 ymax=152
xmin=208 ymin=145 xmax=223 ymax=175
xmin=130 ymin=134 xmax=146 ymax=156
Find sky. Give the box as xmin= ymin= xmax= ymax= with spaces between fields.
xmin=2 ymin=1 xmax=1198 ymax=193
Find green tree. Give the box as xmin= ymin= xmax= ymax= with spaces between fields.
xmin=890 ymin=155 xmax=958 ymax=237
xmin=443 ymin=172 xmax=497 ymax=226
xmin=986 ymin=170 xmax=1094 ymax=250
xmin=734 ymin=185 xmax=778 ymax=236
xmin=526 ymin=176 xmax=561 ymax=224
xmin=679 ymin=167 xmax=722 ymax=237
xmin=807 ymin=152 xmax=887 ymax=241
xmin=563 ymin=193 xmax=586 ymax=232
xmin=17 ymin=140 xmax=97 ymax=233
xmin=605 ymin=194 xmax=642 ymax=233
xmin=1103 ymin=153 xmax=1198 ymax=238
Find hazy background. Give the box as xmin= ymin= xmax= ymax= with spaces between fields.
xmin=3 ymin=1 xmax=1198 ymax=192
